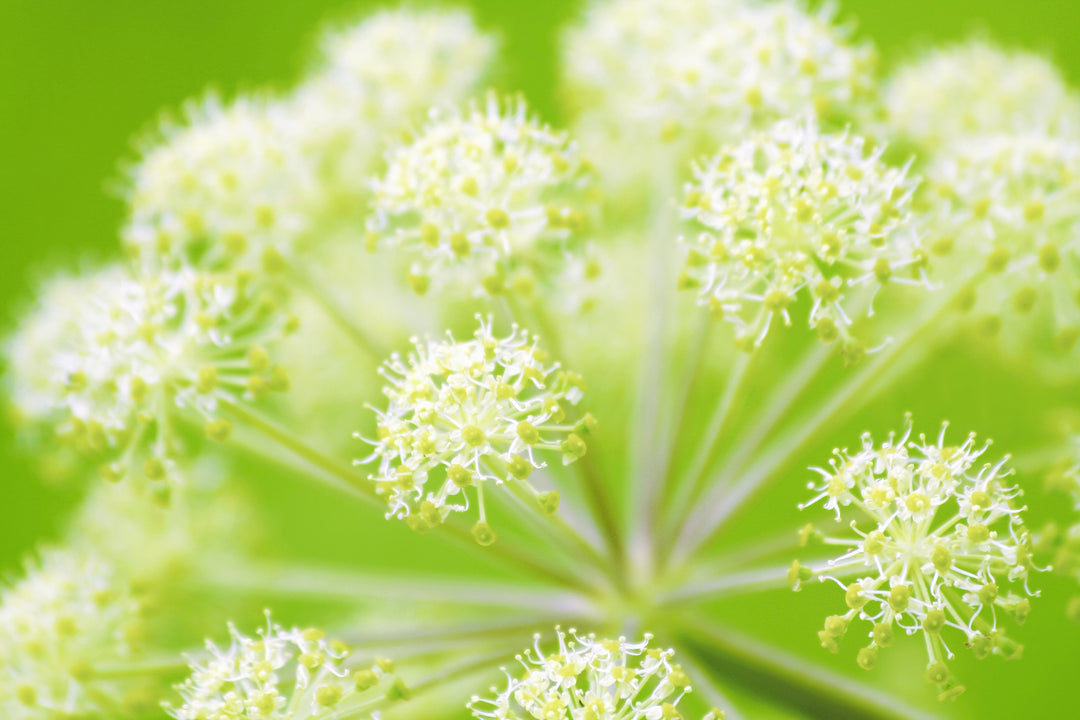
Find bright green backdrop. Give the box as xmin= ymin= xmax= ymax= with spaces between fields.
xmin=3 ymin=1 xmax=1080 ymax=717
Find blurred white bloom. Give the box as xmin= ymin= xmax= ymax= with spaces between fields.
xmin=469 ymin=628 xmax=704 ymax=720
xmin=361 ymin=317 xmax=593 ymax=543
xmin=368 ymin=94 xmax=597 ymax=298
xmin=886 ymin=40 xmax=1080 ymax=152
xmin=284 ymin=8 xmax=496 ymax=206
xmin=167 ymin=612 xmax=405 ymax=720
xmin=920 ymin=133 xmax=1080 ymax=350
xmin=797 ymin=418 xmax=1036 ymax=700
xmin=679 ymin=119 xmax=925 ymax=359
xmin=69 ymin=463 xmax=260 ymax=588
xmin=124 ymin=96 xmax=317 ymax=274
xmin=0 ymin=548 xmax=148 ymax=719
xmin=3 ymin=263 xmax=294 ymax=488
xmin=563 ymin=0 xmax=879 ymax=187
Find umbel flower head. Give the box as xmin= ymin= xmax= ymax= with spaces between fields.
xmin=285 ymin=7 xmax=496 ymax=205
xmin=124 ymin=96 xmax=317 ymax=274
xmin=678 ymin=118 xmax=926 ymax=358
xmin=563 ymin=0 xmax=878 ymax=173
xmin=4 ymin=263 xmax=294 ymax=491
xmin=368 ymin=94 xmax=597 ymax=298
xmin=795 ymin=417 xmax=1037 ymax=701
xmin=0 ymin=548 xmax=149 ymax=720
xmin=167 ymin=612 xmax=407 ymax=720
xmin=919 ymin=133 xmax=1080 ymax=350
xmin=885 ymin=40 xmax=1080 ymax=153
xmin=361 ymin=317 xmax=593 ymax=544
xmin=468 ymin=628 xmax=719 ymax=720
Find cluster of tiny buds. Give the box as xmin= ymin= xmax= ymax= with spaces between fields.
xmin=4 ymin=263 xmax=295 ymax=495
xmin=678 ymin=118 xmax=926 ymax=361
xmin=360 ymin=317 xmax=594 ymax=544
xmin=368 ymin=93 xmax=598 ymax=299
xmin=167 ymin=611 xmax=408 ymax=720
xmin=468 ymin=628 xmax=723 ymax=720
xmin=793 ymin=417 xmax=1038 ymax=700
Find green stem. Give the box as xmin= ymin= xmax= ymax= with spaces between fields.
xmin=222 ymin=401 xmax=586 ymax=590
xmin=503 ymin=479 xmax=613 ymax=584
xmin=669 ymin=280 xmax=974 ymax=567
xmin=200 ymin=561 xmax=593 ymax=615
xmin=639 ymin=312 xmax=712 ymax=558
xmin=291 ymin=265 xmax=390 ymax=363
xmin=221 ymin=400 xmax=378 ymax=504
xmin=676 ymin=616 xmax=935 ymax=720
xmin=505 ymin=294 xmax=626 ymax=573
xmin=657 ymin=349 xmax=755 ymax=562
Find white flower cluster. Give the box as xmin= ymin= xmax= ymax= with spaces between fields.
xmin=125 ymin=96 xmax=317 ymax=274
xmin=678 ymin=119 xmax=925 ymax=359
xmin=886 ymin=40 xmax=1080 ymax=153
xmin=469 ymin=629 xmax=716 ymax=720
xmin=4 ymin=264 xmax=293 ymax=490
xmin=167 ymin=613 xmax=405 ymax=720
xmin=564 ymin=0 xmax=878 ymax=180
xmin=919 ymin=133 xmax=1080 ymax=349
xmin=286 ymin=7 xmax=495 ymax=205
xmin=369 ymin=94 xmax=597 ymax=297
xmin=797 ymin=418 xmax=1036 ymax=700
xmin=0 ymin=548 xmax=149 ymax=719
xmin=362 ymin=317 xmax=593 ymax=543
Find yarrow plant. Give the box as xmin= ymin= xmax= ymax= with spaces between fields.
xmin=3 ymin=2 xmax=1080 ymax=719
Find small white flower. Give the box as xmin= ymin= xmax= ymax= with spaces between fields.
xmin=885 ymin=40 xmax=1080 ymax=152
xmin=360 ymin=317 xmax=593 ymax=542
xmin=4 ymin=264 xmax=294 ymax=488
xmin=564 ymin=0 xmax=879 ymax=186
xmin=797 ymin=417 xmax=1036 ymax=700
xmin=678 ymin=118 xmax=926 ymax=359
xmin=919 ymin=133 xmax=1080 ymax=350
xmin=468 ymin=628 xmax=701 ymax=720
xmin=0 ymin=548 xmax=146 ymax=719
xmin=368 ymin=94 xmax=596 ymax=298
xmin=283 ymin=7 xmax=496 ymax=207
xmin=167 ymin=612 xmax=404 ymax=720
xmin=124 ymin=96 xmax=317 ymax=274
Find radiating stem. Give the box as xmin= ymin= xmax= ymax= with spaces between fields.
xmin=670 ymin=280 xmax=976 ymax=567
xmin=505 ymin=294 xmax=625 ymax=572
xmin=658 ymin=349 xmax=755 ymax=560
xmin=627 ymin=171 xmax=681 ymax=576
xmin=662 ymin=639 xmax=744 ymax=720
xmin=661 ymin=561 xmax=864 ymax=605
xmin=677 ymin=616 xmax=935 ymax=720
xmin=222 ymin=400 xmax=379 ymax=504
xmin=640 ymin=312 xmax=712 ymax=556
xmin=222 ymin=401 xmax=588 ymax=590
xmin=503 ymin=479 xmax=613 ymax=584
xmin=200 ymin=561 xmax=594 ymax=615
xmin=291 ymin=265 xmax=390 ymax=363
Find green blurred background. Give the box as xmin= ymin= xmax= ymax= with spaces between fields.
xmin=3 ymin=1 xmax=1080 ymax=717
